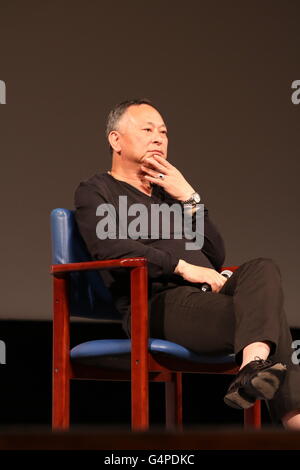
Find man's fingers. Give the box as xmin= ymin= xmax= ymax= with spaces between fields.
xmin=143 ymin=174 xmax=165 ymax=186
xmin=211 ymin=274 xmax=227 ymax=292
xmin=143 ymin=157 xmax=167 ymax=172
xmin=151 ymin=154 xmax=171 ymax=168
xmin=212 ymin=283 xmax=222 ymax=293
xmin=142 ymin=164 xmax=167 ymax=181
xmin=141 ymin=164 xmax=159 ymax=177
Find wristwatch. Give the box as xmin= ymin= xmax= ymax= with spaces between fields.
xmin=180 ymin=192 xmax=201 ymax=205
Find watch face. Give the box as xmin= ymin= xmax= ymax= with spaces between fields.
xmin=194 ymin=193 xmax=201 ymax=203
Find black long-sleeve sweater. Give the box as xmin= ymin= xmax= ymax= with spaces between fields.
xmin=74 ymin=172 xmax=226 ymax=333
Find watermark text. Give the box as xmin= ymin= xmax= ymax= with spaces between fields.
xmin=0 ymin=340 xmax=6 ymax=364
xmin=291 ymin=80 xmax=300 ymax=105
xmin=0 ymin=80 xmax=6 ymax=104
xmin=96 ymin=197 xmax=204 ymax=251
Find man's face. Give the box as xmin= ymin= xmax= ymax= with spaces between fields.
xmin=113 ymin=104 xmax=168 ymax=164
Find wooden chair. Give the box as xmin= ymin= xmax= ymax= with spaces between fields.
xmin=50 ymin=208 xmax=261 ymax=430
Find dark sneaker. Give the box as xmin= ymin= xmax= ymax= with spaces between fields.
xmin=224 ymin=357 xmax=287 ymax=410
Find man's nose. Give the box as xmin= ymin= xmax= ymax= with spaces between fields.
xmin=152 ymin=130 xmax=163 ymax=144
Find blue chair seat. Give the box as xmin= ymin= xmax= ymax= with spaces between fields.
xmin=71 ymin=338 xmax=236 ymax=370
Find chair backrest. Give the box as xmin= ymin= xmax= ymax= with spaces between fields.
xmin=50 ymin=208 xmax=121 ymax=322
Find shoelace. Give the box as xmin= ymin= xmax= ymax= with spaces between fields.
xmin=250 ymin=356 xmax=273 ymax=369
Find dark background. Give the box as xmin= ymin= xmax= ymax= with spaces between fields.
xmin=0 ymin=0 xmax=300 ymax=427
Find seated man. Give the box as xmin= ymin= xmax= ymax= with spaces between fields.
xmin=74 ymin=98 xmax=300 ymax=429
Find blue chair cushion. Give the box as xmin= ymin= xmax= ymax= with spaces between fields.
xmin=70 ymin=338 xmax=236 ymax=370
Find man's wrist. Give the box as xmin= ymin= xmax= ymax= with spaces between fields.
xmin=177 ymin=188 xmax=195 ymax=202
xmin=174 ymin=259 xmax=187 ymax=275
xmin=178 ymin=191 xmax=201 ymax=205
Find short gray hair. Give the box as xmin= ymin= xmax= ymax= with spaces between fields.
xmin=106 ymin=98 xmax=160 ymax=154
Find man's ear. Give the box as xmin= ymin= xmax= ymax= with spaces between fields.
xmin=108 ymin=131 xmax=121 ymax=153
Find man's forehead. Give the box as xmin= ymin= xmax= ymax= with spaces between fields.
xmin=125 ymin=105 xmax=166 ymax=127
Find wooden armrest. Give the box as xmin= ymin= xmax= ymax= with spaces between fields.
xmin=221 ymin=265 xmax=239 ymax=272
xmin=50 ymin=257 xmax=147 ymax=276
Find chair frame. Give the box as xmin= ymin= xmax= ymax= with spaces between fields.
xmin=51 ymin=257 xmax=261 ymax=430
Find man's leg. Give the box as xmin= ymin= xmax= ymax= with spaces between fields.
xmin=221 ymin=257 xmax=300 ymax=423
xmin=149 ymin=257 xmax=300 ymax=425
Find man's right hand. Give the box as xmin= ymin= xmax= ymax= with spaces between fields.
xmin=174 ymin=259 xmax=227 ymax=293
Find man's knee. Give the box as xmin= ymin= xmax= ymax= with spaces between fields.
xmin=256 ymin=256 xmax=280 ymax=269
xmin=248 ymin=257 xmax=282 ymax=277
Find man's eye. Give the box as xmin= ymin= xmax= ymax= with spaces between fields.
xmin=161 ymin=130 xmax=168 ymax=135
xmin=143 ymin=128 xmax=152 ymax=132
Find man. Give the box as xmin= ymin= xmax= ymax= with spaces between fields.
xmin=75 ymin=98 xmax=300 ymax=428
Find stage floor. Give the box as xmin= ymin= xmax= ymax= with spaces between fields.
xmin=1 ymin=426 xmax=300 ymax=450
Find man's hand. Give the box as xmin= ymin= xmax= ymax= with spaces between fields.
xmin=141 ymin=154 xmax=196 ymax=201
xmin=174 ymin=259 xmax=227 ymax=293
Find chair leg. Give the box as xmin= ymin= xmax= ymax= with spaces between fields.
xmin=130 ymin=265 xmax=149 ymax=431
xmin=165 ymin=372 xmax=183 ymax=430
xmin=243 ymin=400 xmax=261 ymax=429
xmin=52 ymin=275 xmax=71 ymax=429
xmin=131 ymin=358 xmax=149 ymax=430
xmin=52 ymin=364 xmax=70 ymax=429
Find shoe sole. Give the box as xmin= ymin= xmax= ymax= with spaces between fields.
xmin=224 ymin=389 xmax=255 ymax=410
xmin=224 ymin=363 xmax=287 ymax=410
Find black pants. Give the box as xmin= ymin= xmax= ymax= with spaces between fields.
xmin=148 ymin=257 xmax=300 ymax=423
